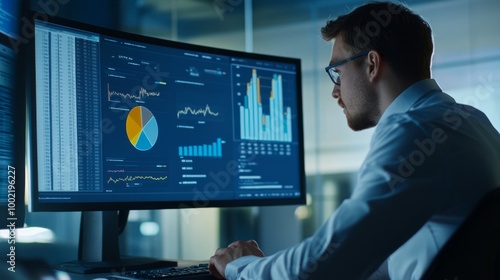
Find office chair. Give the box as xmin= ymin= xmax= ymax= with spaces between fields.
xmin=422 ymin=187 xmax=500 ymax=280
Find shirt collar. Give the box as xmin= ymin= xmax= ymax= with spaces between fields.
xmin=379 ymin=79 xmax=442 ymax=124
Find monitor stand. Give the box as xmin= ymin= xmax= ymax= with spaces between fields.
xmin=57 ymin=211 xmax=177 ymax=274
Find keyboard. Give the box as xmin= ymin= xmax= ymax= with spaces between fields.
xmin=122 ymin=263 xmax=217 ymax=279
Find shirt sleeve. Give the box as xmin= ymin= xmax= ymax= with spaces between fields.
xmin=224 ymin=117 xmax=453 ymax=279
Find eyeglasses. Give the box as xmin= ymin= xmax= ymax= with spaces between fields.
xmin=325 ymin=50 xmax=369 ymax=85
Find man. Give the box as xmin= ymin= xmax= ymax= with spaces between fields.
xmin=209 ymin=2 xmax=500 ymax=279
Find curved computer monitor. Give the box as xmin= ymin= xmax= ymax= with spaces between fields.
xmin=26 ymin=12 xmax=305 ymax=273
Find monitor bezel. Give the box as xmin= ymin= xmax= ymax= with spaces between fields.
xmin=27 ymin=12 xmax=306 ymax=212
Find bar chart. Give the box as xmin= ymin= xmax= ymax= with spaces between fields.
xmin=239 ymin=69 xmax=292 ymax=142
xmin=178 ymin=138 xmax=224 ymax=157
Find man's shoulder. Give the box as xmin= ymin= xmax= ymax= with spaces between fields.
xmin=384 ymin=96 xmax=487 ymax=129
xmin=376 ymin=99 xmax=496 ymax=151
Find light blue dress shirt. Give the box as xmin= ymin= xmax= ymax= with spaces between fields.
xmin=225 ymin=79 xmax=500 ymax=280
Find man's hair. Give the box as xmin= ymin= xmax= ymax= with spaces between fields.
xmin=321 ymin=1 xmax=433 ymax=81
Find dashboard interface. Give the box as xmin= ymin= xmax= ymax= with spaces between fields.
xmin=32 ymin=18 xmax=304 ymax=209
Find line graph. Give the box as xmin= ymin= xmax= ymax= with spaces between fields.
xmin=107 ymin=83 xmax=160 ymax=101
xmin=107 ymin=169 xmax=125 ymax=173
xmin=107 ymin=175 xmax=168 ymax=184
xmin=177 ymin=104 xmax=220 ymax=119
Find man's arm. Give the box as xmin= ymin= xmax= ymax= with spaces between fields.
xmin=209 ymin=120 xmax=452 ymax=279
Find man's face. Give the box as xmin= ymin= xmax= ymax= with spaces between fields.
xmin=329 ymin=38 xmax=380 ymax=131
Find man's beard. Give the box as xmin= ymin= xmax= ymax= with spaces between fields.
xmin=346 ymin=109 xmax=378 ymax=131
xmin=343 ymin=86 xmax=379 ymax=131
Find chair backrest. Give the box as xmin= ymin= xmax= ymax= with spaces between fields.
xmin=422 ymin=187 xmax=500 ymax=280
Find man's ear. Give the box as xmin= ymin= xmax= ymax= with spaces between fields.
xmin=366 ymin=50 xmax=382 ymax=82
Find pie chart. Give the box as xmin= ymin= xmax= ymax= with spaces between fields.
xmin=126 ymin=106 xmax=158 ymax=151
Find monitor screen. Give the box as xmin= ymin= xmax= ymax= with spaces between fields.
xmin=0 ymin=0 xmax=25 ymax=230
xmin=27 ymin=15 xmax=305 ymax=212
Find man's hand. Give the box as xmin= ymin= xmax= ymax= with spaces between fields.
xmin=209 ymin=240 xmax=265 ymax=279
